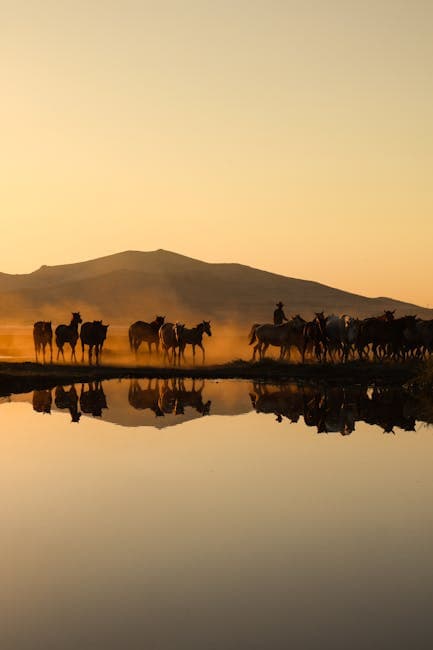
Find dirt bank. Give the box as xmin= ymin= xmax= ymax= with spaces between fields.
xmin=0 ymin=359 xmax=422 ymax=398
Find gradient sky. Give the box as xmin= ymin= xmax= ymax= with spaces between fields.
xmin=1 ymin=1 xmax=432 ymax=305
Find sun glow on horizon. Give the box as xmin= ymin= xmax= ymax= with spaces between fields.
xmin=1 ymin=1 xmax=432 ymax=305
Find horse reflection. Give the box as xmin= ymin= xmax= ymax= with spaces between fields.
xmin=159 ymin=378 xmax=211 ymax=416
xmin=80 ymin=382 xmax=108 ymax=417
xmin=32 ymin=389 xmax=52 ymax=414
xmin=249 ymin=382 xmax=416 ymax=434
xmin=360 ymin=386 xmax=416 ymax=433
xmin=54 ymin=385 xmax=81 ymax=422
xmin=128 ymin=379 xmax=164 ymax=417
xmin=250 ymin=383 xmax=304 ymax=423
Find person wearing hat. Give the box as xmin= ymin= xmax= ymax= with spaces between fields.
xmin=273 ymin=301 xmax=288 ymax=325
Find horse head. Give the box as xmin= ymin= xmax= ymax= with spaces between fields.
xmin=100 ymin=324 xmax=109 ymax=341
xmin=72 ymin=312 xmax=83 ymax=325
xmin=203 ymin=320 xmax=212 ymax=337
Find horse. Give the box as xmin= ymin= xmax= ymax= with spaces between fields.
xmin=248 ymin=322 xmax=292 ymax=360
xmin=80 ymin=321 xmax=109 ymax=365
xmin=323 ymin=314 xmax=347 ymax=362
xmin=281 ymin=315 xmax=306 ymax=361
xmin=129 ymin=316 xmax=165 ymax=357
xmin=159 ymin=322 xmax=183 ymax=364
xmin=55 ymin=312 xmax=82 ymax=362
xmin=357 ymin=310 xmax=396 ymax=360
xmin=33 ymin=321 xmax=53 ymax=363
xmin=176 ymin=321 xmax=212 ymax=363
xmin=302 ymin=320 xmax=323 ymax=363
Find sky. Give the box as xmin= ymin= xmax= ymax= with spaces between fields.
xmin=1 ymin=1 xmax=432 ymax=305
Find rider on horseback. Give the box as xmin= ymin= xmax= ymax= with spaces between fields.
xmin=273 ymin=301 xmax=288 ymax=325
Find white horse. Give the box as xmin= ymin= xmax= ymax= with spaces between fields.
xmin=248 ymin=322 xmax=292 ymax=360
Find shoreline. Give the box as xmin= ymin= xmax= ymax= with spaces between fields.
xmin=0 ymin=359 xmax=422 ymax=398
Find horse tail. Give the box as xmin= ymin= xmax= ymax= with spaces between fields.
xmin=248 ymin=324 xmax=260 ymax=345
xmin=128 ymin=326 xmax=134 ymax=352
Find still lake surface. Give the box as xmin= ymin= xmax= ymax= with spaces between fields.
xmin=1 ymin=378 xmax=433 ymax=649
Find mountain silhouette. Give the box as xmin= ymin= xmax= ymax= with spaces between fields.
xmin=0 ymin=249 xmax=430 ymax=325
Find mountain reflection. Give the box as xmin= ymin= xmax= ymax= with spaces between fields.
xmin=23 ymin=378 xmax=432 ymax=434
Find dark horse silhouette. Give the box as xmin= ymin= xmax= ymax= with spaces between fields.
xmin=55 ymin=312 xmax=82 ymax=362
xmin=80 ymin=382 xmax=108 ymax=417
xmin=54 ymin=384 xmax=81 ymax=422
xmin=32 ymin=389 xmax=52 ymax=414
xmin=33 ymin=321 xmax=53 ymax=363
xmin=129 ymin=316 xmax=165 ymax=357
xmin=80 ymin=321 xmax=109 ymax=365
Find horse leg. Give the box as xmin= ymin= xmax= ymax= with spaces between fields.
xmin=198 ymin=343 xmax=205 ymax=364
xmin=81 ymin=340 xmax=85 ymax=363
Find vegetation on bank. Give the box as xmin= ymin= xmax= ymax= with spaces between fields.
xmin=0 ymin=358 xmax=427 ymax=399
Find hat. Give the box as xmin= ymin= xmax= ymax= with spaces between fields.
xmin=276 ymin=301 xmax=284 ymax=308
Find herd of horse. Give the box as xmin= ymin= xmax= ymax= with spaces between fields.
xmin=128 ymin=317 xmax=212 ymax=363
xmin=33 ymin=313 xmax=108 ymax=364
xmin=33 ymin=313 xmax=212 ymax=364
xmin=249 ymin=310 xmax=433 ymax=362
xmin=33 ymin=307 xmax=433 ymax=365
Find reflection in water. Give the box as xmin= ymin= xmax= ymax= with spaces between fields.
xmin=250 ymin=383 xmax=417 ymax=434
xmin=32 ymin=389 xmax=52 ymax=414
xmin=80 ymin=381 xmax=108 ymax=417
xmin=128 ymin=378 xmax=211 ymax=418
xmin=54 ymin=384 xmax=81 ymax=423
xmin=26 ymin=378 xmax=429 ymax=433
xmin=3 ymin=378 xmax=433 ymax=649
xmin=128 ymin=379 xmax=164 ymax=416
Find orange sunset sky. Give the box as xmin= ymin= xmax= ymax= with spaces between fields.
xmin=1 ymin=1 xmax=432 ymax=305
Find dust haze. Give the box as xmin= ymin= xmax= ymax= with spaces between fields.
xmin=0 ymin=321 xmax=251 ymax=366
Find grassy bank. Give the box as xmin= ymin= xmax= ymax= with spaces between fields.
xmin=0 ymin=358 xmax=423 ymax=398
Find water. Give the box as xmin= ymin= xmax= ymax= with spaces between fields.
xmin=1 ymin=379 xmax=433 ymax=649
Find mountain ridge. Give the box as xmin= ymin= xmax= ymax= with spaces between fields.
xmin=0 ymin=249 xmax=430 ymax=325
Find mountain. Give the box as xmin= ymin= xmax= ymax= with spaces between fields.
xmin=0 ymin=249 xmax=430 ymax=325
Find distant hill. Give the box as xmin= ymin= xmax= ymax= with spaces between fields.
xmin=0 ymin=249 xmax=431 ymax=325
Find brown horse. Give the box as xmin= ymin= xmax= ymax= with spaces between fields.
xmin=159 ymin=322 xmax=183 ymax=364
xmin=33 ymin=321 xmax=53 ymax=363
xmin=176 ymin=321 xmax=212 ymax=364
xmin=55 ymin=313 xmax=82 ymax=363
xmin=129 ymin=316 xmax=165 ymax=356
xmin=80 ymin=321 xmax=109 ymax=365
